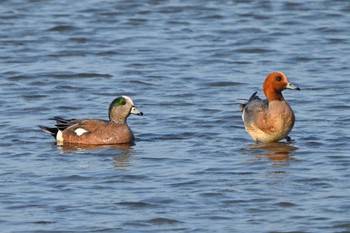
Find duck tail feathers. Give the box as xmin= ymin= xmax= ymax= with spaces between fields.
xmin=248 ymin=91 xmax=259 ymax=102
xmin=39 ymin=126 xmax=59 ymax=138
xmin=240 ymin=92 xmax=260 ymax=112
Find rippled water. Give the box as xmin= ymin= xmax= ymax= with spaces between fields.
xmin=1 ymin=0 xmax=350 ymax=232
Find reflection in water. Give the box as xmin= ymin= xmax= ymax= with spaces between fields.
xmin=56 ymin=142 xmax=133 ymax=152
xmin=243 ymin=142 xmax=298 ymax=163
xmin=112 ymin=154 xmax=133 ymax=170
xmin=56 ymin=143 xmax=134 ymax=169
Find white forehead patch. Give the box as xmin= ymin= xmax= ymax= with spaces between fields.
xmin=74 ymin=128 xmax=88 ymax=136
xmin=122 ymin=95 xmax=134 ymax=106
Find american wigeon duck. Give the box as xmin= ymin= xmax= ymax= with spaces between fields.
xmin=39 ymin=96 xmax=143 ymax=145
xmin=240 ymin=72 xmax=300 ymax=143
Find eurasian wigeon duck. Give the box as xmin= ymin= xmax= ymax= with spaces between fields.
xmin=39 ymin=96 xmax=143 ymax=145
xmin=240 ymin=72 xmax=300 ymax=143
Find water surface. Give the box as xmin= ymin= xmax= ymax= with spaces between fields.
xmin=1 ymin=0 xmax=350 ymax=232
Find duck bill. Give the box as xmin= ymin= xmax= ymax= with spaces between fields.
xmin=286 ymin=82 xmax=300 ymax=91
xmin=130 ymin=106 xmax=143 ymax=116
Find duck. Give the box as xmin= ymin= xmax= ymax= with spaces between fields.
xmin=240 ymin=72 xmax=300 ymax=143
xmin=39 ymin=95 xmax=143 ymax=145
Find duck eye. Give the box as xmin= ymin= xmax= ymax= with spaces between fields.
xmin=276 ymin=76 xmax=282 ymax=81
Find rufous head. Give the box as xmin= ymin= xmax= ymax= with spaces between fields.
xmin=263 ymin=71 xmax=300 ymax=101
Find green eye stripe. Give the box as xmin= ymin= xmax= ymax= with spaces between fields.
xmin=113 ymin=97 xmax=126 ymax=106
xmin=109 ymin=97 xmax=126 ymax=115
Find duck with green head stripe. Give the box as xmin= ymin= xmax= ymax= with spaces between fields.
xmin=39 ymin=96 xmax=143 ymax=145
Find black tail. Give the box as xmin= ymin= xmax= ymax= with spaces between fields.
xmin=49 ymin=116 xmax=77 ymax=131
xmin=239 ymin=91 xmax=259 ymax=112
xmin=39 ymin=126 xmax=59 ymax=138
xmin=248 ymin=91 xmax=258 ymax=102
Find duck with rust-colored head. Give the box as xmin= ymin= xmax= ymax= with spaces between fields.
xmin=240 ymin=72 xmax=300 ymax=143
xmin=39 ymin=96 xmax=143 ymax=145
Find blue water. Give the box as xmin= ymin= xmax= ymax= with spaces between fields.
xmin=1 ymin=0 xmax=350 ymax=232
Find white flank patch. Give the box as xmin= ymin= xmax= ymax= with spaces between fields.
xmin=56 ymin=130 xmax=64 ymax=142
xmin=74 ymin=128 xmax=88 ymax=136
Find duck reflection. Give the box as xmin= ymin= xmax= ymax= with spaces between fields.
xmin=244 ymin=142 xmax=297 ymax=163
xmin=56 ymin=142 xmax=134 ymax=169
xmin=56 ymin=142 xmax=133 ymax=151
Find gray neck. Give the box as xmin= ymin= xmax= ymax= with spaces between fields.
xmin=110 ymin=116 xmax=126 ymax=124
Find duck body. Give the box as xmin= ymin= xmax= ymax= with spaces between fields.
xmin=242 ymin=93 xmax=295 ymax=142
xmin=46 ymin=118 xmax=135 ymax=145
xmin=39 ymin=96 xmax=143 ymax=145
xmin=241 ymin=72 xmax=300 ymax=143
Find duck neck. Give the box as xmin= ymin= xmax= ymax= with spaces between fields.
xmin=109 ymin=114 xmax=127 ymax=125
xmin=264 ymin=85 xmax=285 ymax=101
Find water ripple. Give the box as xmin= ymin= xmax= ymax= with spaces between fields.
xmin=1 ymin=0 xmax=350 ymax=232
